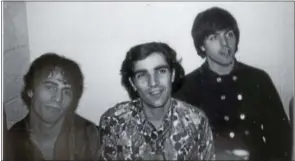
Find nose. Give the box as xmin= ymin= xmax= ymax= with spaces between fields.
xmin=219 ymin=35 xmax=229 ymax=46
xmin=53 ymin=89 xmax=63 ymax=103
xmin=148 ymin=74 xmax=159 ymax=87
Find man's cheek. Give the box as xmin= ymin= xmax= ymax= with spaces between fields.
xmin=37 ymin=93 xmax=52 ymax=105
xmin=63 ymin=99 xmax=72 ymax=109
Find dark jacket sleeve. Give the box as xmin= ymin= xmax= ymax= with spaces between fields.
xmin=85 ymin=123 xmax=101 ymax=160
xmin=259 ymin=72 xmax=292 ymax=161
xmin=73 ymin=115 xmax=101 ymax=160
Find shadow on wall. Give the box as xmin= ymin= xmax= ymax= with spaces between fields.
xmin=3 ymin=2 xmax=30 ymax=129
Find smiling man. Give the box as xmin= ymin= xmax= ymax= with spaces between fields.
xmin=99 ymin=42 xmax=215 ymax=160
xmin=173 ymin=7 xmax=291 ymax=160
xmin=5 ymin=53 xmax=100 ymax=161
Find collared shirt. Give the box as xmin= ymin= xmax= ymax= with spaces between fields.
xmin=99 ymin=98 xmax=215 ymax=160
xmin=174 ymin=60 xmax=291 ymax=160
xmin=5 ymin=115 xmax=100 ymax=161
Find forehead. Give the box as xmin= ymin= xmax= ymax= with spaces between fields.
xmin=212 ymin=28 xmax=233 ymax=34
xmin=133 ymin=52 xmax=168 ymax=71
xmin=38 ymin=68 xmax=71 ymax=87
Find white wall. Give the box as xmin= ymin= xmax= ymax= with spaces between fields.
xmin=25 ymin=2 xmax=294 ymax=125
xmin=4 ymin=2 xmax=30 ymax=129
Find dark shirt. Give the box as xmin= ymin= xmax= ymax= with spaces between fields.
xmin=99 ymin=98 xmax=215 ymax=160
xmin=5 ymin=114 xmax=100 ymax=161
xmin=174 ymin=61 xmax=292 ymax=161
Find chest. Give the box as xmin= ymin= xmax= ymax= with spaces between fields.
xmin=190 ymin=74 xmax=267 ymax=151
xmin=30 ymin=138 xmax=56 ymax=160
xmin=192 ymin=74 xmax=264 ymax=119
xmin=119 ymin=120 xmax=200 ymax=160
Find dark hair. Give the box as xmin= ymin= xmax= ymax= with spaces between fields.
xmin=21 ymin=53 xmax=84 ymax=112
xmin=120 ymin=42 xmax=185 ymax=99
xmin=191 ymin=7 xmax=240 ymax=58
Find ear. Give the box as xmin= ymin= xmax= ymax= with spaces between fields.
xmin=171 ymin=69 xmax=175 ymax=83
xmin=27 ymin=90 xmax=33 ymax=98
xmin=128 ymin=77 xmax=137 ymax=91
xmin=201 ymin=46 xmax=205 ymax=52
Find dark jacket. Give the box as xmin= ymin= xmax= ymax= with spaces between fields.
xmin=173 ymin=61 xmax=292 ymax=161
xmin=5 ymin=114 xmax=100 ymax=161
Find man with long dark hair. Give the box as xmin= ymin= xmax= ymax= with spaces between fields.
xmin=5 ymin=53 xmax=100 ymax=160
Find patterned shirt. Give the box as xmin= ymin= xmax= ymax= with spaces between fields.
xmin=99 ymin=98 xmax=215 ymax=160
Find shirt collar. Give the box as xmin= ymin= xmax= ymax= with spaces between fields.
xmin=200 ymin=58 xmax=240 ymax=79
xmin=132 ymin=98 xmax=176 ymax=132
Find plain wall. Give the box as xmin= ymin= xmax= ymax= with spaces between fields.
xmin=3 ymin=2 xmax=30 ymax=129
xmin=25 ymin=2 xmax=294 ymax=125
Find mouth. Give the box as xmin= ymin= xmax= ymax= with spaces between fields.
xmin=220 ymin=48 xmax=232 ymax=57
xmin=148 ymin=89 xmax=164 ymax=97
xmin=45 ymin=105 xmax=61 ymax=112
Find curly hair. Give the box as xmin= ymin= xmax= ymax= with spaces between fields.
xmin=191 ymin=7 xmax=240 ymax=58
xmin=21 ymin=53 xmax=84 ymax=112
xmin=120 ymin=42 xmax=185 ymax=99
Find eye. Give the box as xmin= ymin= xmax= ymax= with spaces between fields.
xmin=158 ymin=68 xmax=168 ymax=74
xmin=63 ymin=89 xmax=73 ymax=97
xmin=227 ymin=31 xmax=235 ymax=38
xmin=44 ymin=84 xmax=55 ymax=91
xmin=135 ymin=72 xmax=146 ymax=79
xmin=208 ymin=34 xmax=217 ymax=41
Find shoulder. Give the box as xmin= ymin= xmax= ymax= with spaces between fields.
xmin=184 ymin=67 xmax=203 ymax=81
xmin=74 ymin=114 xmax=99 ymax=131
xmin=99 ymin=100 xmax=137 ymax=128
xmin=72 ymin=116 xmax=100 ymax=159
xmin=173 ymin=98 xmax=209 ymax=124
xmin=8 ymin=118 xmax=27 ymax=134
xmin=176 ymin=67 xmax=203 ymax=93
xmin=238 ymin=62 xmax=271 ymax=80
xmin=6 ymin=118 xmax=27 ymax=152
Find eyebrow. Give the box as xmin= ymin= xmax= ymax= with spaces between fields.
xmin=42 ymin=80 xmax=71 ymax=88
xmin=215 ymin=29 xmax=233 ymax=34
xmin=133 ymin=69 xmax=147 ymax=75
xmin=43 ymin=81 xmax=57 ymax=86
xmin=133 ymin=65 xmax=169 ymax=74
xmin=154 ymin=65 xmax=169 ymax=70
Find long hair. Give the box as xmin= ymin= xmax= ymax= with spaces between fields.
xmin=21 ymin=53 xmax=84 ymax=112
xmin=120 ymin=42 xmax=185 ymax=99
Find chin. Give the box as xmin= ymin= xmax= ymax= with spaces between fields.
xmin=144 ymin=99 xmax=163 ymax=108
xmin=218 ymin=59 xmax=234 ymax=66
xmin=42 ymin=116 xmax=62 ymax=124
xmin=143 ymin=94 xmax=170 ymax=108
xmin=152 ymin=99 xmax=169 ymax=108
xmin=147 ymin=103 xmax=163 ymax=108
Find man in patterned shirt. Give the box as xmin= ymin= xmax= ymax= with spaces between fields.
xmin=99 ymin=42 xmax=215 ymax=160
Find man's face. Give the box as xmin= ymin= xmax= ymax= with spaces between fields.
xmin=203 ymin=29 xmax=237 ymax=66
xmin=30 ymin=69 xmax=73 ymax=124
xmin=130 ymin=52 xmax=174 ymax=109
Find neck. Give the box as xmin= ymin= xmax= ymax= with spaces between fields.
xmin=29 ymin=110 xmax=65 ymax=143
xmin=207 ymin=58 xmax=235 ymax=76
xmin=142 ymin=98 xmax=172 ymax=122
